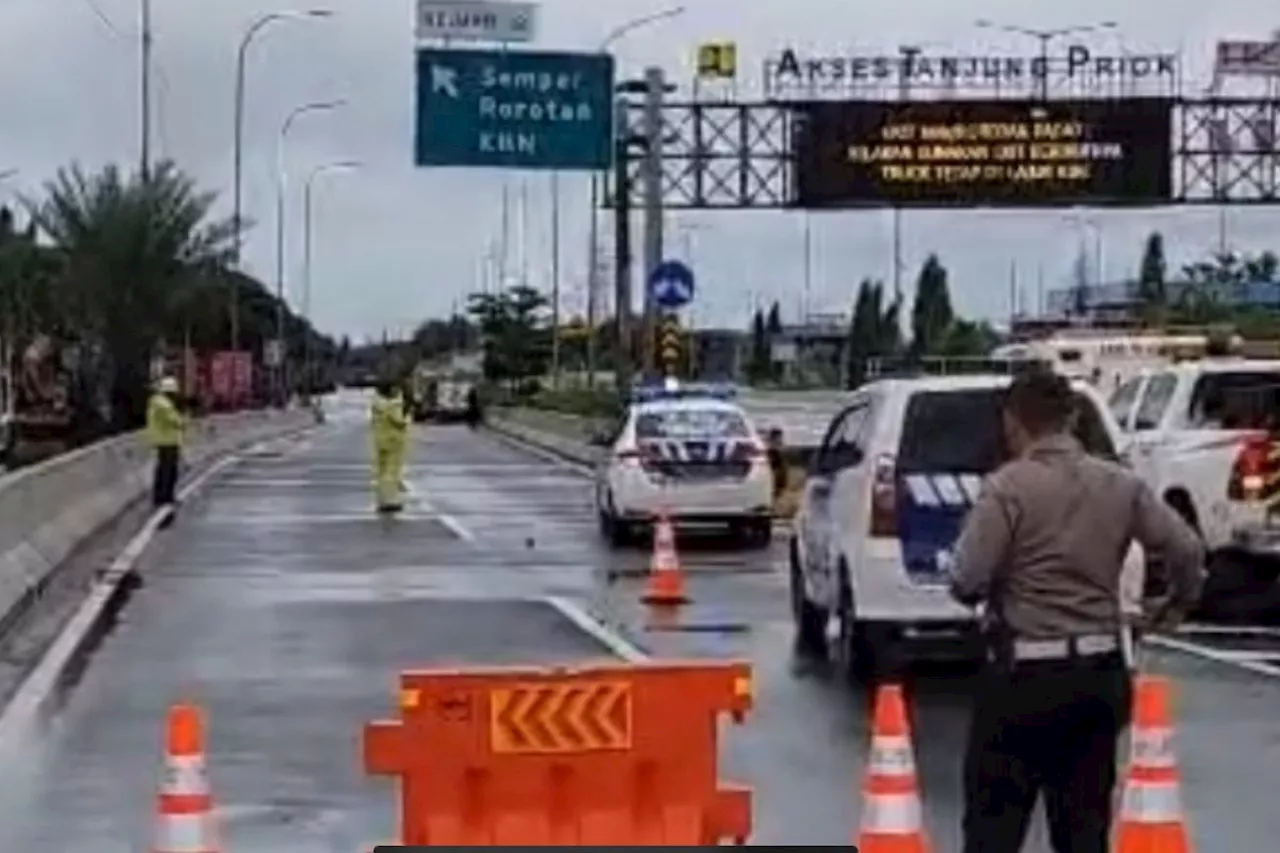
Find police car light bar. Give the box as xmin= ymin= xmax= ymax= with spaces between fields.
xmin=629 ymin=379 xmax=738 ymax=403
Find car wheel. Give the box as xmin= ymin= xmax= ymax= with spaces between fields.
xmin=599 ymin=509 xmax=632 ymax=549
xmin=835 ymin=569 xmax=884 ymax=687
xmin=752 ymin=518 xmax=773 ymax=548
xmin=789 ymin=541 xmax=828 ymax=659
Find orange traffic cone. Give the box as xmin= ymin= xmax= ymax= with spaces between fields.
xmin=856 ymin=684 xmax=930 ymax=853
xmin=1115 ymin=676 xmax=1192 ymax=853
xmin=642 ymin=508 xmax=689 ymax=605
xmin=153 ymin=702 xmax=218 ymax=853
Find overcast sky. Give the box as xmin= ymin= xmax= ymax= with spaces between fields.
xmin=1 ymin=0 xmax=1277 ymax=341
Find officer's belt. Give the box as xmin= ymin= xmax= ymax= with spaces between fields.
xmin=1008 ymin=633 xmax=1118 ymax=662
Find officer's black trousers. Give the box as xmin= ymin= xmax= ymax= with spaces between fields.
xmin=962 ymin=652 xmax=1132 ymax=853
xmin=152 ymin=445 xmax=180 ymax=507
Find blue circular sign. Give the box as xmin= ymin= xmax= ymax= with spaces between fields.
xmin=647 ymin=259 xmax=695 ymax=309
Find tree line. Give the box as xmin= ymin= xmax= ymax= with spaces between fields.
xmin=1134 ymin=232 xmax=1280 ymax=335
xmin=0 ymin=160 xmax=335 ymax=438
xmin=747 ymin=253 xmax=997 ymax=387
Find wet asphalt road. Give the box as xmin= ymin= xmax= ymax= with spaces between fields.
xmin=0 ymin=392 xmax=1277 ymax=850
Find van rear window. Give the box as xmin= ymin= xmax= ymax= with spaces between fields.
xmin=897 ymin=388 xmax=1117 ymax=473
xmin=635 ymin=408 xmax=749 ymax=439
xmin=1189 ymin=371 xmax=1280 ymax=431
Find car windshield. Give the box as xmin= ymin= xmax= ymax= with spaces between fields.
xmin=635 ymin=407 xmax=750 ymax=440
xmin=897 ymin=387 xmax=1118 ymax=472
xmin=1188 ymin=371 xmax=1280 ymax=431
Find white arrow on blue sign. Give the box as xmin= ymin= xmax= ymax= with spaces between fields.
xmin=648 ymin=259 xmax=695 ymax=309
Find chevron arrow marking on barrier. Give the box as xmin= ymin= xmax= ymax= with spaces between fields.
xmin=489 ymin=681 xmax=632 ymax=754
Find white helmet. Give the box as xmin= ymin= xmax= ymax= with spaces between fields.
xmin=157 ymin=376 xmax=179 ymax=394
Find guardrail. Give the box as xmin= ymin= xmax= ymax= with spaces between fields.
xmin=0 ymin=408 xmax=311 ymax=634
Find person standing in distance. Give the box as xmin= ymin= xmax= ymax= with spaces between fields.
xmin=369 ymin=380 xmax=409 ymax=513
xmin=949 ymin=369 xmax=1204 ymax=853
xmin=146 ymin=376 xmax=186 ymax=525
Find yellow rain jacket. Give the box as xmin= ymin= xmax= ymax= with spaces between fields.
xmin=146 ymin=392 xmax=185 ymax=448
xmin=371 ymin=390 xmax=409 ymax=508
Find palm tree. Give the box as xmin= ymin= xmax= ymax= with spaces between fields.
xmin=25 ymin=160 xmax=239 ymax=427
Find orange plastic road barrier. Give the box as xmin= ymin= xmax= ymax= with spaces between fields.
xmin=153 ymin=702 xmax=218 ymax=853
xmin=857 ymin=684 xmax=931 ymax=853
xmin=642 ymin=509 xmax=689 ymax=605
xmin=364 ymin=660 xmax=752 ymax=845
xmin=1115 ymin=676 xmax=1192 ymax=853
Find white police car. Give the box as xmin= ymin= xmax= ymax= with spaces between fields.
xmin=593 ymin=381 xmax=774 ymax=547
xmin=789 ymin=372 xmax=1142 ymax=682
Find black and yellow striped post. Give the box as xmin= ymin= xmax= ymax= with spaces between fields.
xmin=658 ymin=312 xmax=683 ymax=379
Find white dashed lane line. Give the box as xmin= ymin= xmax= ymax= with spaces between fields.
xmin=1146 ymin=624 xmax=1280 ymax=678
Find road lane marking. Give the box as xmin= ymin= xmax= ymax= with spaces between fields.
xmin=1178 ymin=624 xmax=1280 ymax=637
xmin=1144 ymin=634 xmax=1280 ymax=678
xmin=1208 ymin=650 xmax=1280 ymax=662
xmin=402 ymin=480 xmax=475 ymax=541
xmin=544 ymin=597 xmax=650 ymax=662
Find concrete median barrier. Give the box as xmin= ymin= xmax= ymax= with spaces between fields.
xmin=0 ymin=408 xmax=311 ymax=633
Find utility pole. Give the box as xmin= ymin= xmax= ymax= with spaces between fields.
xmin=499 ymin=183 xmax=511 ymax=287
xmin=585 ymin=177 xmax=600 ymax=387
xmin=549 ymin=171 xmax=561 ymax=386
xmin=639 ymin=66 xmax=666 ymax=375
xmin=139 ymin=0 xmax=153 ymax=178
xmin=613 ymin=99 xmax=634 ymax=392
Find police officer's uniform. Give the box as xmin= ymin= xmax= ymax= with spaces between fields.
xmin=146 ymin=376 xmax=185 ymax=512
xmin=950 ymin=409 xmax=1203 ymax=851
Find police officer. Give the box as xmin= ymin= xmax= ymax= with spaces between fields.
xmin=949 ymin=368 xmax=1203 ymax=853
xmin=146 ymin=376 xmax=185 ymax=522
xmin=369 ymin=380 xmax=409 ymax=513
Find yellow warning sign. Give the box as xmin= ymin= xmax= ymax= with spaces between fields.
xmin=490 ymin=681 xmax=633 ymax=754
xmin=696 ymin=41 xmax=737 ymax=79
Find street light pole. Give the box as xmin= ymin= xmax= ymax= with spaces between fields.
xmin=140 ymin=0 xmax=152 ymax=179
xmin=974 ymin=19 xmax=1118 ymax=99
xmin=586 ymin=5 xmax=686 ymax=388
xmin=302 ymin=160 xmax=360 ymax=399
xmin=274 ymin=99 xmax=344 ymax=403
xmin=231 ymin=8 xmax=332 ymax=354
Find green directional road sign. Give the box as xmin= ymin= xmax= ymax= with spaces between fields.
xmin=415 ymin=48 xmax=615 ymax=170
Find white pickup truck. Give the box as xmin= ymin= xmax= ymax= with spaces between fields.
xmin=1108 ymin=359 xmax=1280 ymax=616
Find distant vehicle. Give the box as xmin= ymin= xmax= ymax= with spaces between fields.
xmin=789 ymin=371 xmax=1140 ymax=683
xmin=1108 ymin=358 xmax=1280 ymax=615
xmin=410 ymin=363 xmax=480 ymax=423
xmin=591 ymin=381 xmax=774 ymax=547
xmin=991 ymin=331 xmax=1222 ymax=393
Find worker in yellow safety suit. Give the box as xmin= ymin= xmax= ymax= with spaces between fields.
xmin=147 ymin=376 xmax=186 ymax=525
xmin=370 ymin=380 xmax=409 ymax=512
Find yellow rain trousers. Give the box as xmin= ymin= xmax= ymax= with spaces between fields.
xmin=371 ymin=392 xmax=409 ymax=510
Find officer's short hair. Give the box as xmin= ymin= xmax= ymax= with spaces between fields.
xmin=1003 ymin=368 xmax=1074 ymax=434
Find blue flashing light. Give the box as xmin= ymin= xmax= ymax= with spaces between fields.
xmin=629 ymin=379 xmax=737 ymax=404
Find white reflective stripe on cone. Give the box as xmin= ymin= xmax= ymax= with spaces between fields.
xmin=1130 ymin=726 xmax=1176 ymax=769
xmin=1121 ymin=780 xmax=1184 ymax=822
xmin=868 ymin=735 xmax=916 ymax=777
xmin=860 ymin=792 xmax=923 ymax=834
xmin=154 ymin=812 xmax=214 ymax=853
xmin=161 ymin=755 xmax=209 ymax=796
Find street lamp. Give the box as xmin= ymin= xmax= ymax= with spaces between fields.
xmin=301 ymin=160 xmax=360 ymax=397
xmin=230 ymin=9 xmax=332 ymax=354
xmin=975 ymin=19 xmax=1118 ymax=99
xmin=273 ymin=98 xmax=344 ymax=402
xmin=586 ymin=5 xmax=687 ymax=386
